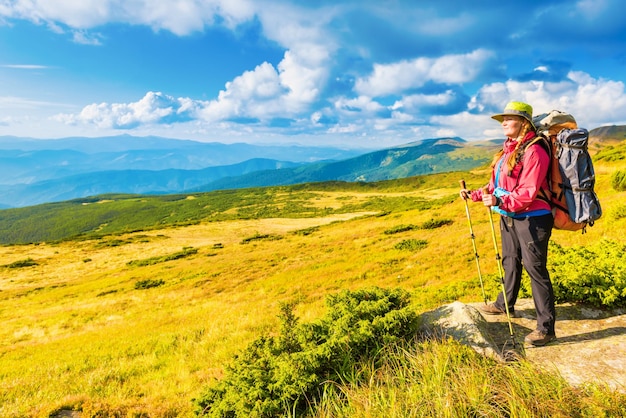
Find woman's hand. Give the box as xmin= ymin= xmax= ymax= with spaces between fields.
xmin=459 ymin=189 xmax=471 ymax=200
xmin=482 ymin=193 xmax=498 ymax=207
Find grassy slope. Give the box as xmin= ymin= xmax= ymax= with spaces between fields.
xmin=0 ymin=177 xmax=455 ymax=245
xmin=0 ymin=150 xmax=625 ymax=416
xmin=0 ymin=139 xmax=503 ymax=245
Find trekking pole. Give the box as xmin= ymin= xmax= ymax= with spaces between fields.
xmin=459 ymin=180 xmax=488 ymax=304
xmin=484 ymin=187 xmax=516 ymax=348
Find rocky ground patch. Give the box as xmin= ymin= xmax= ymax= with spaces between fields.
xmin=422 ymin=298 xmax=626 ymax=392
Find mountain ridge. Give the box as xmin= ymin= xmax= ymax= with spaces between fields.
xmin=0 ymin=135 xmax=364 ymax=182
xmin=1 ymin=126 xmax=623 ymax=208
xmin=0 ymin=158 xmax=302 ymax=208
xmin=0 ymin=136 xmax=492 ymax=207
xmin=190 ymin=137 xmax=491 ymax=192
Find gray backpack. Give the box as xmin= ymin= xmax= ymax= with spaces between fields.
xmin=532 ymin=111 xmax=602 ymax=232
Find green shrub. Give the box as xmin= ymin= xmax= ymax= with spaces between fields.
xmin=550 ymin=240 xmax=626 ymax=307
xmin=240 ymin=233 xmax=283 ymax=244
xmin=3 ymin=258 xmax=37 ymax=268
xmin=611 ymin=170 xmax=626 ymax=191
xmin=127 ymin=247 xmax=198 ymax=267
xmin=193 ymin=287 xmax=419 ymax=417
xmin=384 ymin=224 xmax=418 ymax=235
xmin=134 ymin=279 xmax=165 ymax=289
xmin=394 ymin=239 xmax=428 ymax=251
xmin=292 ymin=226 xmax=319 ymax=236
xmin=419 ymin=218 xmax=453 ymax=229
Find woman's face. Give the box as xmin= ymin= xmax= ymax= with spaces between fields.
xmin=501 ymin=115 xmax=523 ymax=138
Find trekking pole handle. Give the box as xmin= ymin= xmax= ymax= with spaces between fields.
xmin=459 ymin=180 xmax=470 ymax=200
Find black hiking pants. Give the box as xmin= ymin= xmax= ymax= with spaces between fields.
xmin=494 ymin=213 xmax=556 ymax=335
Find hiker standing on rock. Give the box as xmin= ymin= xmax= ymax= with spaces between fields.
xmin=460 ymin=101 xmax=556 ymax=346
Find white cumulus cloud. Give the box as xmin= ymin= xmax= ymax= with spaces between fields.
xmin=476 ymin=71 xmax=626 ymax=128
xmin=56 ymin=91 xmax=201 ymax=128
xmin=440 ymin=71 xmax=626 ymax=141
xmin=355 ymin=49 xmax=495 ymax=97
xmin=198 ymin=45 xmax=330 ymax=123
xmin=199 ymin=62 xmax=283 ymax=122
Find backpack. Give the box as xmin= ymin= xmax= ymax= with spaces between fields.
xmin=530 ymin=110 xmax=602 ymax=232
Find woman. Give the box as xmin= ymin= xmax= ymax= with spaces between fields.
xmin=460 ymin=101 xmax=556 ymax=346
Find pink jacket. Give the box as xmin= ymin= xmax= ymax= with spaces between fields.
xmin=470 ymin=132 xmax=551 ymax=216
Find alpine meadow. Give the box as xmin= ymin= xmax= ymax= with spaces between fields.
xmin=2 ymin=133 xmax=626 ymax=417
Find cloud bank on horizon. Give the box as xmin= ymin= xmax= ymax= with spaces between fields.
xmin=1 ymin=0 xmax=625 ymax=147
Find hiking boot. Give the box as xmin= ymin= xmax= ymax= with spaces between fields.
xmin=524 ymin=330 xmax=556 ymax=346
xmin=479 ymin=303 xmax=515 ymax=317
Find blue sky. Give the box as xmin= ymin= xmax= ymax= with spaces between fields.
xmin=1 ymin=0 xmax=625 ymax=148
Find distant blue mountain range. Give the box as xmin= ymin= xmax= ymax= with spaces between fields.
xmin=0 ymin=134 xmax=497 ymax=208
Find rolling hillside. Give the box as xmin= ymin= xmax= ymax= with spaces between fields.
xmin=1 ymin=148 xmax=625 ymax=416
xmin=2 ymin=129 xmax=625 ymax=245
xmin=1 ymin=132 xmax=625 ymax=416
xmin=0 ymin=172 xmax=475 ymax=245
xmin=589 ymin=125 xmax=626 ymax=144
